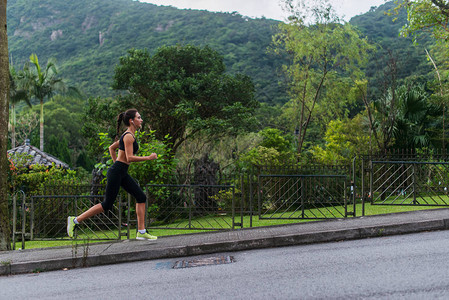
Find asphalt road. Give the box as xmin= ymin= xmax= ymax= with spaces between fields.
xmin=2 ymin=230 xmax=449 ymax=299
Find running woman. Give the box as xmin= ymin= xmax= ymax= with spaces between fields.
xmin=67 ymin=109 xmax=158 ymax=240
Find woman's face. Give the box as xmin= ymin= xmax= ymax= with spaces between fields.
xmin=132 ymin=112 xmax=143 ymax=129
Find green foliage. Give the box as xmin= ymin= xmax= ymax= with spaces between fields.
xmin=9 ymin=66 xmax=32 ymax=148
xmin=393 ymin=0 xmax=449 ymax=42
xmin=80 ymin=96 xmax=122 ymax=161
xmin=350 ymin=1 xmax=434 ymax=100
xmin=393 ymin=84 xmax=441 ymax=148
xmin=26 ymin=53 xmax=62 ymax=103
xmin=45 ymin=136 xmax=71 ymax=165
xmin=310 ymin=115 xmax=373 ymax=164
xmin=18 ymin=94 xmax=93 ymax=170
xmin=8 ymin=157 xmax=89 ymax=195
xmin=7 ymin=0 xmax=287 ymax=104
xmin=239 ymin=128 xmax=297 ymax=167
xmin=95 ymin=130 xmax=177 ymax=186
xmin=174 ymin=131 xmax=263 ymax=178
xmin=240 ymin=146 xmax=289 ymax=167
xmin=259 ymin=128 xmax=292 ymax=152
xmin=273 ymin=2 xmax=374 ymax=154
xmin=209 ymin=188 xmax=241 ymax=211
xmin=113 ymin=45 xmax=259 ymax=153
xmin=6 ymin=0 xmax=447 ymax=166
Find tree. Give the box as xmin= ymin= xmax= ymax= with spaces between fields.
xmin=40 ymin=95 xmax=88 ymax=167
xmin=372 ymin=52 xmax=401 ymax=152
xmin=272 ymin=0 xmax=373 ymax=155
xmin=0 ymin=0 xmax=11 ymax=251
xmin=393 ymin=84 xmax=440 ymax=148
xmin=310 ymin=115 xmax=373 ymax=164
xmin=14 ymin=110 xmax=39 ymax=146
xmin=112 ymin=45 xmax=259 ymax=154
xmin=392 ymin=0 xmax=449 ymax=150
xmin=9 ymin=66 xmax=31 ymax=148
xmin=395 ymin=0 xmax=449 ymax=42
xmin=22 ymin=54 xmax=64 ymax=151
xmin=81 ymin=96 xmax=122 ymax=160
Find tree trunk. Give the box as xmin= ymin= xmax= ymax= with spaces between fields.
xmin=0 ymin=0 xmax=11 ymax=251
xmin=40 ymin=98 xmax=44 ymax=151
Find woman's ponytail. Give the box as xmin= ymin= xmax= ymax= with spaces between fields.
xmin=115 ymin=112 xmax=124 ymax=141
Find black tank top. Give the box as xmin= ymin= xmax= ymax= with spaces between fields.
xmin=118 ymin=132 xmax=139 ymax=154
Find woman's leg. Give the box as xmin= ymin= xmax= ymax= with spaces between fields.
xmin=136 ymin=202 xmax=146 ymax=231
xmin=68 ymin=162 xmax=124 ymax=238
xmin=121 ymin=174 xmax=148 ymax=232
xmin=75 ymin=163 xmax=123 ymax=223
xmin=76 ymin=203 xmax=104 ymax=223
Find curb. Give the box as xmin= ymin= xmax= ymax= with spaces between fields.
xmin=2 ymin=218 xmax=449 ymax=276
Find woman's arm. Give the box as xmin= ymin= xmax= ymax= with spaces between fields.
xmin=109 ymin=141 xmax=119 ymax=162
xmin=123 ymin=134 xmax=157 ymax=162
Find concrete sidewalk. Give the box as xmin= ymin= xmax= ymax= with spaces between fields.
xmin=2 ymin=208 xmax=449 ymax=276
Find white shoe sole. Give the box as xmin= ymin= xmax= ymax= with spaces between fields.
xmin=67 ymin=217 xmax=75 ymax=238
xmin=136 ymin=237 xmax=157 ymax=241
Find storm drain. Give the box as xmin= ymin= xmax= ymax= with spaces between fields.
xmin=172 ymin=256 xmax=235 ymax=269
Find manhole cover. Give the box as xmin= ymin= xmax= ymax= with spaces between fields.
xmin=173 ymin=255 xmax=234 ymax=269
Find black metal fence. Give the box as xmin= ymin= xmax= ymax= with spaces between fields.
xmin=360 ymin=150 xmax=449 ymax=211
xmin=29 ymin=195 xmax=129 ymax=240
xmin=366 ymin=161 xmax=449 ymax=206
xmin=145 ymin=184 xmax=239 ymax=230
xmin=10 ymin=185 xmax=130 ymax=249
xmin=257 ymin=174 xmax=350 ymax=219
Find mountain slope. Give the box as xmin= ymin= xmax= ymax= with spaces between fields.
xmin=7 ymin=0 xmax=435 ymax=107
xmin=350 ymin=1 xmax=434 ymax=97
xmin=7 ymin=0 xmax=287 ymax=104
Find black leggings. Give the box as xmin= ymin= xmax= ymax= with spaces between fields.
xmin=101 ymin=161 xmax=146 ymax=212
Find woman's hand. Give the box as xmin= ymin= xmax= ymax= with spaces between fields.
xmin=109 ymin=141 xmax=119 ymax=162
xmin=147 ymin=153 xmax=157 ymax=160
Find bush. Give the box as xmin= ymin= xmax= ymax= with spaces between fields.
xmin=8 ymin=153 xmax=91 ymax=238
xmin=95 ymin=130 xmax=178 ymax=186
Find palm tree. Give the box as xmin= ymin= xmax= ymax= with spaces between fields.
xmin=394 ymin=85 xmax=440 ymax=149
xmin=9 ymin=66 xmax=31 ymax=148
xmin=370 ymin=84 xmax=440 ymax=151
xmin=23 ymin=53 xmax=64 ymax=151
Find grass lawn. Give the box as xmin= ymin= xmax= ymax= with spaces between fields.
xmin=11 ymin=202 xmax=447 ymax=250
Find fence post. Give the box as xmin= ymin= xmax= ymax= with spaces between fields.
xmin=118 ymin=195 xmax=122 ymax=240
xmin=352 ymin=156 xmax=357 ymax=217
xmin=12 ymin=193 xmax=16 ymax=250
xmin=188 ymin=186 xmax=192 ymax=229
xmin=30 ymin=196 xmax=34 ymax=241
xmin=127 ymin=193 xmax=131 ymax=239
xmin=344 ymin=180 xmax=347 ymax=218
xmin=413 ymin=163 xmax=417 ymax=205
xmin=361 ymin=157 xmax=365 ymax=216
xmin=301 ymin=177 xmax=305 ymax=219
xmin=239 ymin=176 xmax=244 ymax=228
xmin=257 ymin=176 xmax=261 ymax=219
xmin=369 ymin=160 xmax=374 ymax=205
xmin=21 ymin=192 xmax=26 ymax=249
xmin=249 ymin=174 xmax=253 ymax=228
xmin=232 ymin=186 xmax=235 ymax=230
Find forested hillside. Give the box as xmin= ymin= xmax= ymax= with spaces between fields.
xmin=350 ymin=1 xmax=433 ymax=98
xmin=7 ymin=0 xmax=287 ymax=104
xmin=7 ymin=0 xmax=434 ymax=105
